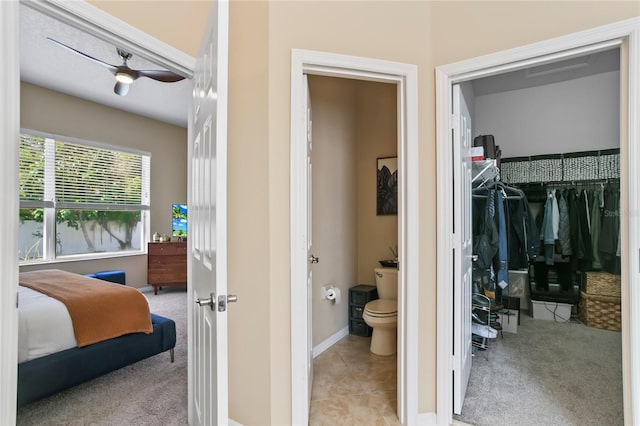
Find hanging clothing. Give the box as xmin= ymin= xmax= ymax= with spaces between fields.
xmin=472 ymin=189 xmax=499 ymax=271
xmin=567 ymin=188 xmax=584 ymax=261
xmin=494 ymin=190 xmax=509 ymax=296
xmin=564 ymin=188 xmax=583 ymax=284
xmin=540 ymin=189 xmax=557 ymax=265
xmin=551 ymin=189 xmax=560 ymax=240
xmin=557 ymin=191 xmax=572 ymax=256
xmin=599 ymin=184 xmax=620 ymax=274
xmin=584 ymin=190 xmax=591 ymax=233
xmin=590 ymin=189 xmax=602 ymax=270
xmin=577 ymin=190 xmax=593 ymax=271
xmin=475 ymin=182 xmax=538 ymax=270
xmin=506 ymin=188 xmax=539 ymax=269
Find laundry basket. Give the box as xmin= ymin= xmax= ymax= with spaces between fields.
xmin=579 ymin=292 xmax=621 ymax=331
xmin=582 ymin=271 xmax=621 ymax=297
xmin=579 ymin=272 xmax=621 ymax=331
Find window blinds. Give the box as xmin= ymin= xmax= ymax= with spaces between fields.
xmin=19 ymin=134 xmax=47 ymax=205
xmin=19 ymin=133 xmax=150 ymax=211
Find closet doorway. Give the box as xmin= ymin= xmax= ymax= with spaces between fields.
xmin=435 ymin=18 xmax=640 ymax=426
xmin=460 ymin=47 xmax=623 ymax=425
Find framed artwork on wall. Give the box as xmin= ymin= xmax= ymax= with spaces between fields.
xmin=377 ymin=156 xmax=397 ymax=215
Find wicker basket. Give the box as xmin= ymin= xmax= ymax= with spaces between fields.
xmin=579 ymin=291 xmax=621 ymax=331
xmin=583 ymin=272 xmax=621 ymax=297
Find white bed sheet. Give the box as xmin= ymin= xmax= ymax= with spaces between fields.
xmin=18 ymin=285 xmax=77 ymax=363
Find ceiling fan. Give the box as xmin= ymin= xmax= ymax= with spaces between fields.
xmin=47 ymin=37 xmax=185 ymax=96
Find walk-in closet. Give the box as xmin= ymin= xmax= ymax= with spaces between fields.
xmin=456 ymin=47 xmax=623 ymax=425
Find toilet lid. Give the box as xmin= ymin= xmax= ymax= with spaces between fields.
xmin=365 ymin=299 xmax=397 ymax=316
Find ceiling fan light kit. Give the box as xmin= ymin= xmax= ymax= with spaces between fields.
xmin=114 ymin=81 xmax=130 ymax=96
xmin=115 ymin=72 xmax=134 ymax=85
xmin=47 ymin=37 xmax=185 ymax=97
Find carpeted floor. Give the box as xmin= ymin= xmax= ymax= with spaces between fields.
xmin=17 ymin=286 xmax=188 ymax=426
xmin=16 ymin=290 xmax=623 ymax=425
xmin=455 ymin=312 xmax=623 ymax=426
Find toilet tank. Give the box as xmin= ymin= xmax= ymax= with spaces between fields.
xmin=374 ymin=267 xmax=398 ymax=300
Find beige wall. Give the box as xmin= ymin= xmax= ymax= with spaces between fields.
xmin=356 ymin=81 xmax=398 ymax=284
xmin=227 ymin=2 xmax=272 ymax=424
xmin=19 ymin=82 xmax=187 ymax=288
xmin=430 ymin=1 xmax=640 ymax=67
xmin=87 ymin=1 xmax=640 ymax=423
xmin=88 ymin=0 xmax=210 ymax=57
xmin=308 ymin=75 xmax=358 ymax=347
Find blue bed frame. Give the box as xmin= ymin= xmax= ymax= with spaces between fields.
xmin=17 ymin=313 xmax=176 ymax=407
xmin=17 ymin=271 xmax=177 ymax=407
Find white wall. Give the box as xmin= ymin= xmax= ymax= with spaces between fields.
xmin=474 ymin=71 xmax=620 ymax=157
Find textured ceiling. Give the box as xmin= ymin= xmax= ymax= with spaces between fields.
xmin=19 ymin=4 xmax=190 ymax=128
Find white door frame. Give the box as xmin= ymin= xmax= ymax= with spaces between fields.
xmin=0 ymin=1 xmax=20 ymax=423
xmin=0 ymin=1 xmax=194 ymax=423
xmin=290 ymin=49 xmax=419 ymax=425
xmin=436 ymin=17 xmax=640 ymax=426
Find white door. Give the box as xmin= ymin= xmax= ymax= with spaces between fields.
xmin=304 ymin=74 xmax=316 ymax=416
xmin=452 ymin=84 xmax=473 ymax=414
xmin=188 ymin=1 xmax=231 ymax=425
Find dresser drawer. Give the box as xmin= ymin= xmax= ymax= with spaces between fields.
xmin=147 ymin=242 xmax=187 ymax=291
xmin=148 ymin=254 xmax=186 ymax=265
xmin=148 ymin=268 xmax=187 ymax=284
xmin=148 ymin=242 xmax=186 ymax=255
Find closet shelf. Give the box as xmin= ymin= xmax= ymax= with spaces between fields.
xmin=472 ymin=159 xmax=499 ymax=186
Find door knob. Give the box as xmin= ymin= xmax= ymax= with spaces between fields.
xmin=308 ymin=254 xmax=319 ymax=264
xmin=217 ymin=294 xmax=238 ymax=312
xmin=196 ymin=292 xmax=215 ymax=311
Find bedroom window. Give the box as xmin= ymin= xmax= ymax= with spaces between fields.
xmin=19 ymin=131 xmax=150 ymax=263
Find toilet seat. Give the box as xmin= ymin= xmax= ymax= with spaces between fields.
xmin=364 ymin=299 xmax=397 ymax=317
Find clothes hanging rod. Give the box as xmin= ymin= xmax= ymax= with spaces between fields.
xmin=472 ymin=194 xmax=523 ymax=199
xmin=515 ymin=178 xmax=619 ymax=187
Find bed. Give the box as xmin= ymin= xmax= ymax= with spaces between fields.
xmin=17 ymin=269 xmax=176 ymax=407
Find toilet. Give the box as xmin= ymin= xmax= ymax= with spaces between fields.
xmin=362 ymin=267 xmax=398 ymax=356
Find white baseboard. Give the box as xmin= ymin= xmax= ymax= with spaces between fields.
xmin=312 ymin=326 xmax=349 ymax=358
xmin=229 ymin=418 xmax=243 ymax=426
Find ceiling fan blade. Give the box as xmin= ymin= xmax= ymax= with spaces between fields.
xmin=47 ymin=37 xmax=118 ymax=73
xmin=137 ymin=70 xmax=186 ymax=83
xmin=114 ymin=81 xmax=130 ymax=96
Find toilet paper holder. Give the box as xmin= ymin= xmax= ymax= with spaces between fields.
xmin=321 ymin=285 xmax=341 ymax=303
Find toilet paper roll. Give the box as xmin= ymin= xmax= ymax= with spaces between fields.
xmin=326 ymin=288 xmax=341 ymax=304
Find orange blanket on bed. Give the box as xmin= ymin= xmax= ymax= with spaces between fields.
xmin=19 ymin=269 xmax=152 ymax=347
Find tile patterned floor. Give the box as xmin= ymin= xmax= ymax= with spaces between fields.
xmin=309 ymin=334 xmax=399 ymax=426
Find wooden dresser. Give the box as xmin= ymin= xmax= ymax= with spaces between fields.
xmin=147 ymin=242 xmax=187 ymax=295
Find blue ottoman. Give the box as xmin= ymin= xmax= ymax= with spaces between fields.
xmin=94 ymin=270 xmax=126 ymax=285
